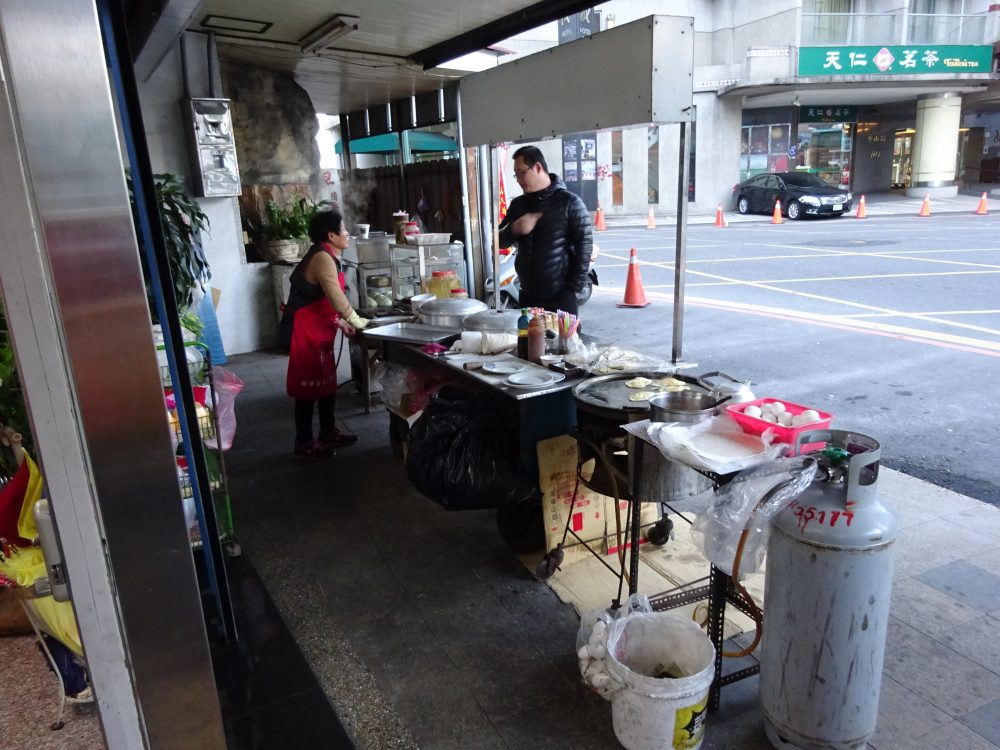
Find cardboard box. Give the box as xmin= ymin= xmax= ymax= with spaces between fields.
xmin=604 ymin=499 xmax=659 ymax=557
xmin=537 ymin=435 xmax=611 ymax=565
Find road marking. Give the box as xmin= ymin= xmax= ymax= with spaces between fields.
xmin=839 ymin=309 xmax=1000 ymax=318
xmin=597 ymin=250 xmax=1000 ymax=339
xmin=765 ymin=243 xmax=1000 ymax=271
xmin=596 ymin=246 xmax=1000 ymax=267
xmin=593 ymin=286 xmax=1000 ymax=357
xmin=686 ymin=269 xmax=1000 ymax=286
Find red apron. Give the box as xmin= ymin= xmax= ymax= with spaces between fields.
xmin=284 ymin=244 xmax=346 ymax=399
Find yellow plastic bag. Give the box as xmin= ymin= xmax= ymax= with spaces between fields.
xmin=16 ymin=454 xmax=43 ymax=543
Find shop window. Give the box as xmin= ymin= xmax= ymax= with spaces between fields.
xmin=802 ymin=0 xmax=852 ymax=45
xmin=648 ymin=125 xmax=659 ymax=204
xmin=741 ymin=123 xmax=791 ymax=179
xmin=796 ymin=123 xmax=854 ymax=188
xmin=611 ymin=130 xmax=623 ymax=206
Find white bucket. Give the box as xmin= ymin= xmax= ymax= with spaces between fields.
xmin=605 ymin=612 xmax=716 ymax=750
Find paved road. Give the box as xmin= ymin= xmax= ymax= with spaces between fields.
xmin=581 ymin=212 xmax=1000 ymax=505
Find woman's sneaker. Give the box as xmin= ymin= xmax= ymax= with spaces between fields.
xmin=318 ymin=428 xmax=358 ymax=449
xmin=294 ymin=440 xmax=333 ymax=459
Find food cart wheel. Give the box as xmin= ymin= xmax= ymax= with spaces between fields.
xmin=535 ymin=544 xmax=565 ymax=580
xmin=496 ymin=499 xmax=544 ymax=553
xmin=388 ymin=413 xmax=408 ymax=459
xmin=645 ymin=518 xmax=674 ymax=547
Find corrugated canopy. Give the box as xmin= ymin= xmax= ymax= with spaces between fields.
xmin=334 ymin=131 xmax=457 ymax=154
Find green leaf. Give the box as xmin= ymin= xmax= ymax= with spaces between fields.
xmin=127 ymin=171 xmax=211 ymax=314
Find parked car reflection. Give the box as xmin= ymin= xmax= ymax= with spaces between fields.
xmin=732 ymin=172 xmax=852 ymax=220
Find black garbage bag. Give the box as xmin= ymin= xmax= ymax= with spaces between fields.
xmin=406 ymin=385 xmax=536 ymax=510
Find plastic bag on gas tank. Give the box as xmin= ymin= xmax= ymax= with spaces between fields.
xmin=405 ymin=385 xmax=536 ymax=510
xmin=691 ymin=457 xmax=817 ymax=577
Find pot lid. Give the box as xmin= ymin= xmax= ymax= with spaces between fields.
xmin=418 ymin=297 xmax=488 ymax=316
xmin=573 ymin=372 xmax=705 ymax=416
xmin=463 ymin=309 xmax=521 ymax=332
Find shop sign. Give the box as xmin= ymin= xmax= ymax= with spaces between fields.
xmin=798 ymin=45 xmax=993 ymax=76
xmin=799 ymin=106 xmax=857 ymax=123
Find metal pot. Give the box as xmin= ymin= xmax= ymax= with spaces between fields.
xmin=415 ymin=297 xmax=487 ymax=329
xmin=408 ymin=293 xmax=436 ymax=312
xmin=463 ymin=309 xmax=521 ymax=334
xmin=698 ymin=371 xmax=755 ymax=404
xmin=649 ymin=390 xmax=723 ymax=424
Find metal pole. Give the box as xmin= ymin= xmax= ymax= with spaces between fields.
xmin=488 ymin=145 xmax=501 ymax=310
xmin=672 ymin=121 xmax=690 ymax=364
xmin=476 ymin=144 xmax=495 ymax=303
xmin=340 ymin=113 xmax=353 ymax=175
xmin=397 ymin=131 xmax=408 ymax=216
xmin=455 ymin=87 xmax=476 ymax=292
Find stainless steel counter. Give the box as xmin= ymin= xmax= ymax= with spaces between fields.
xmin=408 ymin=349 xmax=581 ymax=401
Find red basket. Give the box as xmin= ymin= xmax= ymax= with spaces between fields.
xmin=726 ymin=398 xmax=833 ymax=453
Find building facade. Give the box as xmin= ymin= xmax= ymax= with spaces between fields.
xmin=499 ymin=0 xmax=1000 ymax=216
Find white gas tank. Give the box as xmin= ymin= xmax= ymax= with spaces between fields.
xmin=759 ymin=430 xmax=896 ymax=750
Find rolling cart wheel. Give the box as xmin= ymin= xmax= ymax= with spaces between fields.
xmin=388 ymin=413 xmax=407 ymax=459
xmin=535 ymin=544 xmax=565 ymax=581
xmin=646 ymin=518 xmax=674 ymax=547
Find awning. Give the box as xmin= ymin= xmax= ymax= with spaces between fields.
xmin=335 ymin=131 xmax=458 ymax=154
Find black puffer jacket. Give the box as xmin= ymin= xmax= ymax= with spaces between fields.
xmin=498 ymin=175 xmax=593 ymax=299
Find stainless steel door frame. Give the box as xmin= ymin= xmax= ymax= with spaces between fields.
xmin=0 ymin=2 xmax=225 ymax=747
xmin=0 ymin=58 xmax=145 ymax=750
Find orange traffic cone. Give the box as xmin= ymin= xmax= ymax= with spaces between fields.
xmin=918 ymin=195 xmax=931 ymax=217
xmin=855 ymin=195 xmax=867 ymax=219
xmin=975 ymin=192 xmax=988 ymax=215
xmin=646 ymin=208 xmax=656 ymax=230
xmin=595 ymin=204 xmax=608 ymax=231
xmin=714 ymin=204 xmax=727 ymax=228
xmin=618 ymin=247 xmax=651 ymax=308
xmin=772 ymin=201 xmax=783 ymax=224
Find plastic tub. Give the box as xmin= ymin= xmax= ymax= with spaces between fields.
xmin=405 ymin=232 xmax=451 ymax=245
xmin=605 ymin=611 xmax=715 ymax=750
xmin=726 ymin=398 xmax=833 ymax=454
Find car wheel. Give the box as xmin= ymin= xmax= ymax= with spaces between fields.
xmin=576 ymin=280 xmax=593 ymax=306
xmin=737 ymin=196 xmax=750 ymax=215
xmin=787 ymin=200 xmax=802 ymax=220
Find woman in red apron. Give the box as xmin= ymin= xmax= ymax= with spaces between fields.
xmin=279 ymin=209 xmax=369 ymax=458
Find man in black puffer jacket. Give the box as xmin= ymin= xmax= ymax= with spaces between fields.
xmin=498 ymin=146 xmax=593 ymax=315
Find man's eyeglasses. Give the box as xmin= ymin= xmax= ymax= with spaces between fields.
xmin=513 ymin=166 xmax=532 ymax=178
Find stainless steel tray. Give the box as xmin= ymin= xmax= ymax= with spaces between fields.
xmin=361 ymin=322 xmax=460 ymax=345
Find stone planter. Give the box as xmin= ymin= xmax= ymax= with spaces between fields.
xmin=266 ymin=239 xmax=302 ymax=262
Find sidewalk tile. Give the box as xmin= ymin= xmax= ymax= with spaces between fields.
xmin=890 ymin=576 xmax=983 ymax=639
xmin=871 ymin=675 xmax=950 ymax=748
xmin=892 ymin=520 xmax=995 ymax=579
xmin=933 ymin=615 xmax=1000 ymax=675
xmin=880 ymin=473 xmax=986 ymax=516
xmin=913 ymin=719 xmax=1000 ymax=750
xmin=917 ymin=560 xmax=1000 ymax=612
xmin=970 ymin=547 xmax=1000 ymax=575
xmin=883 ymin=618 xmax=1000 ymax=716
xmin=945 ymin=506 xmax=1000 ymax=540
xmin=960 ymin=698 xmax=1000 ymax=746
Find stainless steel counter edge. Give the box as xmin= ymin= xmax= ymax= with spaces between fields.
xmin=407 ymin=347 xmax=580 ymax=401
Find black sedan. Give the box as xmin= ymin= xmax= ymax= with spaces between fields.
xmin=732 ymin=172 xmax=852 ymax=220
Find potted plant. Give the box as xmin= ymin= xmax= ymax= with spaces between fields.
xmin=256 ymin=197 xmax=330 ymax=262
xmin=128 ymin=172 xmax=212 ymax=318
xmin=0 ymin=304 xmax=31 ymax=479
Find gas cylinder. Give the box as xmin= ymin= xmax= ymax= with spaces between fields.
xmin=759 ymin=430 xmax=896 ymax=750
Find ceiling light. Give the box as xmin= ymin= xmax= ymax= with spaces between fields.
xmin=300 ymin=14 xmax=360 ymax=54
xmin=793 ymin=95 xmax=801 ymax=107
